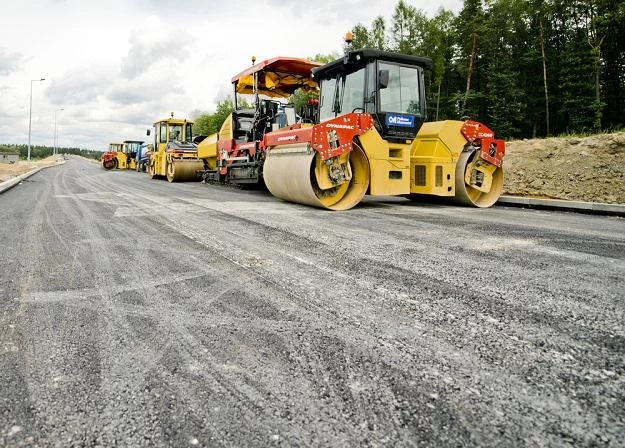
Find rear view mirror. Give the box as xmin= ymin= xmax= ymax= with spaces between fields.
xmin=379 ymin=70 xmax=389 ymax=89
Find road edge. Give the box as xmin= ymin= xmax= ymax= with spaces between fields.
xmin=497 ymin=195 xmax=625 ymax=217
xmin=0 ymin=161 xmax=66 ymax=195
xmin=2 ymin=166 xmax=623 ymax=218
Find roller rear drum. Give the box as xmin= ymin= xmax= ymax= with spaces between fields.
xmin=453 ymin=150 xmax=504 ymax=207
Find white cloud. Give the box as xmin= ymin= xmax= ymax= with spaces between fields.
xmin=120 ymin=18 xmax=195 ymax=80
xmin=0 ymin=47 xmax=26 ymax=76
xmin=45 ymin=66 xmax=116 ymax=105
xmin=0 ymin=0 xmax=463 ymax=150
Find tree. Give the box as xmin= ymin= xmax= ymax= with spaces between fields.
xmin=350 ymin=16 xmax=387 ymax=50
xmin=309 ymin=52 xmax=339 ymax=64
xmin=599 ymin=0 xmax=625 ymax=128
xmin=453 ymin=0 xmax=487 ymax=120
xmin=390 ymin=0 xmax=428 ymax=55
xmin=0 ymin=143 xmax=102 ymax=160
xmin=422 ymin=8 xmax=457 ymax=120
xmin=194 ymin=98 xmax=239 ymax=136
xmin=351 ymin=23 xmax=373 ymax=49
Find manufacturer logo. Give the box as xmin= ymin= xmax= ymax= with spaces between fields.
xmin=386 ymin=114 xmax=415 ymax=127
xmin=326 ymin=124 xmax=354 ymax=130
xmin=277 ymin=135 xmax=297 ymax=142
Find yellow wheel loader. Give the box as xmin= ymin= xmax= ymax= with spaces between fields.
xmin=147 ymin=114 xmax=203 ymax=182
xmin=261 ymin=48 xmax=505 ymax=210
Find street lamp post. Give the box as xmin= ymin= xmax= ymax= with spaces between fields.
xmin=27 ymin=78 xmax=45 ymax=161
xmin=54 ymin=108 xmax=64 ymax=156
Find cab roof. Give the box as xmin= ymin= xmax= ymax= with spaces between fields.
xmin=313 ymin=49 xmax=433 ymax=79
xmin=232 ymin=56 xmax=321 ymax=98
xmin=153 ymin=118 xmax=193 ymax=126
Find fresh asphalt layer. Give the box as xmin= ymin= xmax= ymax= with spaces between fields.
xmin=1 ymin=157 xmax=623 ymax=447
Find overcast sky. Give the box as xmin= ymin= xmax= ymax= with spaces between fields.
xmin=0 ymin=0 xmax=462 ymax=150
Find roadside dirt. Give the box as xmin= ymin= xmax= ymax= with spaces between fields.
xmin=0 ymin=156 xmax=65 ymax=183
xmin=504 ymin=132 xmax=625 ymax=204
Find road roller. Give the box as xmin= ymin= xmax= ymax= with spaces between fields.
xmin=147 ymin=113 xmax=203 ymax=182
xmin=101 ymin=141 xmax=144 ymax=171
xmin=261 ymin=48 xmax=505 ymax=210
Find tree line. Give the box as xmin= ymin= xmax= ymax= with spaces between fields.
xmin=350 ymin=0 xmax=624 ymax=139
xmin=0 ymin=143 xmax=103 ymax=161
xmin=195 ymin=0 xmax=623 ymax=141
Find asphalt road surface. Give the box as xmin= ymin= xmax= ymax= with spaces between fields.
xmin=1 ymin=157 xmax=624 ymax=447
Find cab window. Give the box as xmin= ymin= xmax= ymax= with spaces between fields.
xmin=169 ymin=125 xmax=183 ymax=142
xmin=341 ymin=68 xmax=365 ymax=114
xmin=365 ymin=62 xmax=376 ymax=114
xmin=319 ymin=77 xmax=337 ymax=122
xmin=318 ymin=67 xmax=365 ymax=121
xmin=379 ymin=63 xmax=421 ymax=115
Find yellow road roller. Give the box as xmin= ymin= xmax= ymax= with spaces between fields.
xmin=261 ymin=48 xmax=505 ymax=210
xmin=147 ymin=114 xmax=203 ymax=182
xmin=101 ymin=142 xmax=138 ymax=170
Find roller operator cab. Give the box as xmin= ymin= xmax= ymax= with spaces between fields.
xmin=122 ymin=140 xmax=143 ymax=171
xmin=262 ymin=49 xmax=506 ymax=210
xmin=316 ymin=49 xmax=430 ymax=142
xmin=147 ymin=116 xmax=203 ymax=182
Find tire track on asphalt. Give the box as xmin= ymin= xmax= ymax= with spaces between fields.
xmin=119 ymin=189 xmax=619 ymax=444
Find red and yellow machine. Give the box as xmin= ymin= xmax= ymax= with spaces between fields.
xmin=101 ymin=142 xmax=128 ymax=170
xmin=101 ymin=141 xmax=144 ymax=171
xmin=196 ymin=56 xmax=321 ymax=185
xmin=196 ymin=46 xmax=504 ymax=210
xmin=261 ymin=49 xmax=504 ymax=209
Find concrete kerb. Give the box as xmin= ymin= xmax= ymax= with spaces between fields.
xmin=0 ymin=161 xmax=66 ymax=195
xmin=497 ymin=195 xmax=625 ymax=217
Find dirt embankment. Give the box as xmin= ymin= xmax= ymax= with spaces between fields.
xmin=504 ymin=132 xmax=625 ymax=204
xmin=0 ymin=156 xmax=65 ymax=183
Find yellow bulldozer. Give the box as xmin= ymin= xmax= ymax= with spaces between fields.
xmin=147 ymin=114 xmax=203 ymax=182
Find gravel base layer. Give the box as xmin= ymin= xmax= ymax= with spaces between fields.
xmin=1 ymin=157 xmax=623 ymax=447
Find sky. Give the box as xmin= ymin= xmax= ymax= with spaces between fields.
xmin=0 ymin=0 xmax=462 ymax=151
